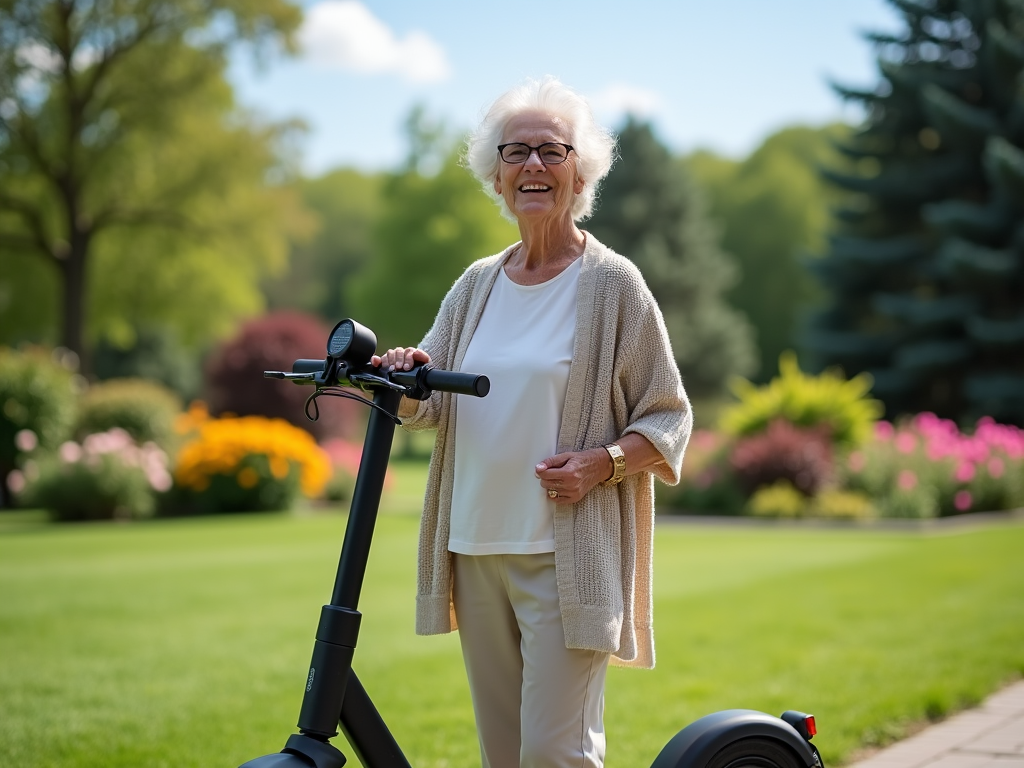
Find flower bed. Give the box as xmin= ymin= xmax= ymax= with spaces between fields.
xmin=172 ymin=406 xmax=331 ymax=513
xmin=665 ymin=414 xmax=1024 ymax=519
xmin=11 ymin=428 xmax=172 ymax=521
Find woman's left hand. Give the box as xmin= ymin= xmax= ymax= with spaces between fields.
xmin=535 ymin=448 xmax=613 ymax=505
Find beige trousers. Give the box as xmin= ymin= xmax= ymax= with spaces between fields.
xmin=452 ymin=552 xmax=610 ymax=768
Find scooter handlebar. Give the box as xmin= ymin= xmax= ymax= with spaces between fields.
xmin=390 ymin=366 xmax=490 ymax=398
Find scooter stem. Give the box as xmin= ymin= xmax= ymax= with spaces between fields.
xmin=331 ymin=388 xmax=403 ymax=608
xmin=295 ymin=388 xmax=403 ymax=741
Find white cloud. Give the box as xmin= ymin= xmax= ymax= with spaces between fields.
xmin=590 ymin=82 xmax=661 ymax=121
xmin=299 ymin=1 xmax=451 ymax=83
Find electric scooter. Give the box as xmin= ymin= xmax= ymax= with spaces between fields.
xmin=245 ymin=318 xmax=824 ymax=768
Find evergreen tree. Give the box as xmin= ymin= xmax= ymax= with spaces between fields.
xmin=808 ymin=0 xmax=1024 ymax=424
xmin=587 ymin=118 xmax=756 ymax=398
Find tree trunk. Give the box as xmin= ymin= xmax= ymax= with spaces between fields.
xmin=60 ymin=228 xmax=90 ymax=375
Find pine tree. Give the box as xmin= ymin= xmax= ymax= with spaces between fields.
xmin=587 ymin=118 xmax=756 ymax=398
xmin=807 ymin=0 xmax=1024 ymax=424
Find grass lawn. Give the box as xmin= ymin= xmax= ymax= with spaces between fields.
xmin=1 ymin=462 xmax=1022 ymax=768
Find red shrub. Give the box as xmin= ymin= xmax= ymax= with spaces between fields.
xmin=204 ymin=312 xmax=360 ymax=441
xmin=729 ymin=419 xmax=833 ymax=496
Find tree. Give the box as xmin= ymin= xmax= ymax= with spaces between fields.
xmin=687 ymin=125 xmax=853 ymax=381
xmin=0 ymin=0 xmax=302 ymax=369
xmin=264 ymin=168 xmax=384 ymax=323
xmin=587 ymin=118 xmax=756 ymax=398
xmin=808 ymin=0 xmax=1024 ymax=424
xmin=346 ymin=112 xmax=518 ymax=351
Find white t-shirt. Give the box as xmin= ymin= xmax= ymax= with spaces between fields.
xmin=448 ymin=257 xmax=581 ymax=555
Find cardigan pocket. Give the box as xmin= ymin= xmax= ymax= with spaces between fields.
xmin=572 ymin=489 xmax=623 ymax=611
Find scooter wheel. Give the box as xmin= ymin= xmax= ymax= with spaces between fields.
xmin=706 ymin=737 xmax=807 ymax=768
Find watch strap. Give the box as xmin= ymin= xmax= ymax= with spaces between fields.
xmin=600 ymin=442 xmax=627 ymax=486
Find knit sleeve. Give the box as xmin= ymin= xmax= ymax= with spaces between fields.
xmin=616 ymin=292 xmax=693 ymax=486
xmin=400 ymin=276 xmax=461 ymax=432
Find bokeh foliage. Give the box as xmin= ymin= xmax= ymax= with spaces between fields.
xmin=687 ymin=125 xmax=854 ymax=381
xmin=588 ymin=118 xmax=757 ymax=397
xmin=0 ymin=0 xmax=305 ymax=367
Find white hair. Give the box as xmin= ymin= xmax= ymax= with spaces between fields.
xmin=464 ymin=76 xmax=617 ymax=222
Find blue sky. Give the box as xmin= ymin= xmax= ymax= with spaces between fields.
xmin=228 ymin=0 xmax=904 ymax=175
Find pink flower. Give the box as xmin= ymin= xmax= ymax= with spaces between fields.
xmin=59 ymin=441 xmax=82 ymax=463
xmin=954 ymin=462 xmax=976 ymax=483
xmin=898 ymin=470 xmax=918 ymax=491
xmin=6 ymin=470 xmax=26 ymax=494
xmin=895 ymin=432 xmax=917 ymax=454
xmin=15 ymin=429 xmax=38 ymax=452
xmin=875 ymin=421 xmax=894 ymax=440
xmin=987 ymin=458 xmax=1005 ymax=479
xmin=848 ymin=451 xmax=866 ymax=473
xmin=147 ymin=467 xmax=173 ymax=493
xmin=954 ymin=490 xmax=973 ymax=512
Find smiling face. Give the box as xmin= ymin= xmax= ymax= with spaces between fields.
xmin=494 ymin=111 xmax=584 ymax=225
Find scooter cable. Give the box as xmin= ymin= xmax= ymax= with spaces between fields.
xmin=304 ymin=387 xmax=403 ymax=426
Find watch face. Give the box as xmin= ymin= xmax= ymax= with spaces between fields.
xmin=327 ymin=321 xmax=353 ymax=357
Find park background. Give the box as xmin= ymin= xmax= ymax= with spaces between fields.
xmin=1 ymin=1 xmax=1023 ymax=766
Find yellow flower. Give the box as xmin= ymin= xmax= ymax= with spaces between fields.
xmin=237 ymin=467 xmax=260 ymax=489
xmin=269 ymin=455 xmax=290 ymax=480
xmin=174 ymin=415 xmax=331 ymax=497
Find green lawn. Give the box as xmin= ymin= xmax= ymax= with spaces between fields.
xmin=1 ymin=468 xmax=1022 ymax=768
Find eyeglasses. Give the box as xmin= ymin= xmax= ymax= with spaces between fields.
xmin=497 ymin=142 xmax=575 ymax=164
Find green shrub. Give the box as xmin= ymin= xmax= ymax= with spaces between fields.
xmin=877 ymin=486 xmax=939 ymax=519
xmin=76 ymin=378 xmax=182 ymax=448
xmin=809 ymin=489 xmax=877 ymax=521
xmin=16 ymin=428 xmax=171 ymax=521
xmin=746 ymin=480 xmax=807 ymax=518
xmin=0 ymin=347 xmax=81 ymax=504
xmin=720 ymin=351 xmax=883 ymax=447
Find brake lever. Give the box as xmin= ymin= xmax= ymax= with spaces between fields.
xmin=348 ymin=371 xmax=408 ymax=393
xmin=264 ymin=371 xmax=318 ymax=382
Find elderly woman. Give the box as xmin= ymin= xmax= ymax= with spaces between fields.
xmin=371 ymin=77 xmax=691 ymax=768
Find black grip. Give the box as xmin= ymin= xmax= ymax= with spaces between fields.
xmin=424 ymin=368 xmax=490 ymax=397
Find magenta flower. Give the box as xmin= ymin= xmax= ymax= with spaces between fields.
xmin=895 ymin=432 xmax=917 ymax=454
xmin=875 ymin=421 xmax=894 ymax=440
xmin=954 ymin=462 xmax=976 ymax=483
xmin=954 ymin=490 xmax=973 ymax=512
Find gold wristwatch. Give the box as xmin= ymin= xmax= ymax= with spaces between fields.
xmin=600 ymin=443 xmax=627 ymax=486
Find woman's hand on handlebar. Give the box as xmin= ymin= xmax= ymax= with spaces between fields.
xmin=372 ymin=347 xmax=430 ymax=372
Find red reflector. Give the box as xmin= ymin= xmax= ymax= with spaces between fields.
xmin=805 ymin=716 xmax=817 ymax=738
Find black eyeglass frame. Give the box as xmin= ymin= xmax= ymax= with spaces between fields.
xmin=496 ymin=142 xmax=575 ymax=164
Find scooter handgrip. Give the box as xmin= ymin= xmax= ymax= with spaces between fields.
xmin=424 ymin=369 xmax=490 ymax=397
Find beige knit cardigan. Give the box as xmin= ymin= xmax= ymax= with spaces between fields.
xmin=403 ymin=234 xmax=692 ymax=668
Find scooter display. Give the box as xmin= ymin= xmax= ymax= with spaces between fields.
xmin=243 ymin=318 xmax=823 ymax=768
